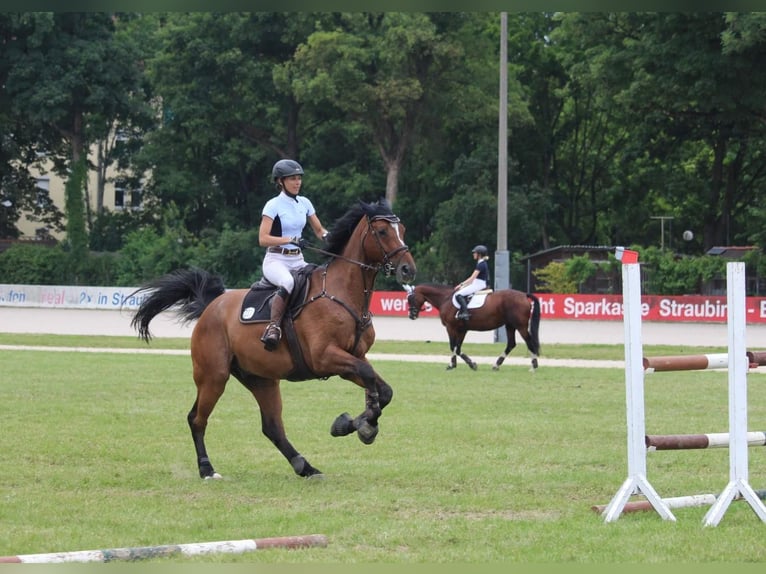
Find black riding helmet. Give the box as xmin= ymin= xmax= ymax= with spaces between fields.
xmin=472 ymin=245 xmax=488 ymax=256
xmin=272 ymin=159 xmax=304 ymax=182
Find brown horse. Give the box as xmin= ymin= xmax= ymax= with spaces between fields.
xmin=129 ymin=199 xmax=416 ymax=479
xmin=404 ymin=283 xmax=540 ymax=372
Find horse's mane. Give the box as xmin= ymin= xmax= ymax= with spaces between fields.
xmin=324 ymin=198 xmax=395 ymax=256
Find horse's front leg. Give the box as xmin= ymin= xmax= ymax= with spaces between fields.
xmin=454 ymin=332 xmax=477 ymax=371
xmin=330 ymin=358 xmax=390 ymax=445
xmin=447 ymin=334 xmax=458 ymax=370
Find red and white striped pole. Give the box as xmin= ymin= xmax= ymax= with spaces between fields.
xmin=0 ymin=534 xmax=328 ymax=563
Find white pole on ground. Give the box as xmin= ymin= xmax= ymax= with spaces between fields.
xmin=602 ymin=253 xmax=675 ymax=522
xmin=703 ymin=262 xmax=766 ymax=526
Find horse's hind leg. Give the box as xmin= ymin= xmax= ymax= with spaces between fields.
xmin=249 ymin=380 xmax=322 ymax=478
xmin=492 ymin=327 xmax=517 ymax=371
xmin=508 ymin=325 xmax=539 ymax=372
xmin=188 ymin=381 xmax=226 ymax=479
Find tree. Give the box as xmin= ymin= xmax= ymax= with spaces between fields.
xmin=552 ymin=13 xmax=766 ymax=252
xmin=5 ymin=12 xmax=154 ymax=254
xmin=142 ymin=12 xmax=326 ymax=233
xmin=284 ymin=13 xmax=464 ymax=207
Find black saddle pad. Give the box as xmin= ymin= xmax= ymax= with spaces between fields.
xmin=239 ymin=264 xmax=317 ymax=324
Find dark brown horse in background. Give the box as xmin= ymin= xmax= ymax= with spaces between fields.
xmin=404 ymin=283 xmax=540 ymax=372
xmin=129 ymin=199 xmax=416 ymax=479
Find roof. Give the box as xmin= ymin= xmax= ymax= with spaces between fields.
xmin=705 ymin=246 xmax=759 ymax=258
xmin=520 ymin=245 xmax=615 ymax=262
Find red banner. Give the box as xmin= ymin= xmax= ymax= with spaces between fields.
xmin=372 ymin=291 xmax=766 ymax=324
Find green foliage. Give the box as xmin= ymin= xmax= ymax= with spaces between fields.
xmin=0 ymin=243 xmax=67 ymax=284
xmin=565 ymin=253 xmax=598 ymax=291
xmin=62 ymin=158 xmax=88 ymax=281
xmin=111 ymin=204 xmax=194 ymax=285
xmin=533 ymin=260 xmax=577 ymax=293
xmin=89 ymin=208 xmax=155 ymax=252
xmin=637 ymin=246 xmax=728 ymax=295
xmin=190 ymin=225 xmax=261 ymax=288
xmin=417 ymin=187 xmax=497 ymax=283
xmin=6 ymin=12 xmax=766 ymax=291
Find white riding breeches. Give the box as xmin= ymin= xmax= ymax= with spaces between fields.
xmin=453 ymin=279 xmax=487 ymax=307
xmin=262 ymin=252 xmax=306 ymax=293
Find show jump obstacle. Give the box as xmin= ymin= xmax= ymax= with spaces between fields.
xmin=0 ymin=534 xmax=328 ymax=563
xmin=599 ymin=253 xmax=766 ymax=526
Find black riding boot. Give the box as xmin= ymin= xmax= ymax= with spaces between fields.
xmin=455 ymin=294 xmax=470 ymax=320
xmin=261 ymin=288 xmax=288 ymax=351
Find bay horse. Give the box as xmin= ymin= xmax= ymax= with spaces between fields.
xmin=129 ymin=199 xmax=416 ymax=479
xmin=404 ymin=283 xmax=540 ymax=372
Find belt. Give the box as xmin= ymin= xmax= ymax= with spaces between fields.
xmin=268 ymin=246 xmax=302 ymax=256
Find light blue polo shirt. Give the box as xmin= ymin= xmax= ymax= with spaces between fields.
xmin=262 ymin=192 xmax=316 ymax=247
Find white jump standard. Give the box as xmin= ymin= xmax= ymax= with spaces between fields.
xmin=600 ymin=255 xmax=766 ymax=526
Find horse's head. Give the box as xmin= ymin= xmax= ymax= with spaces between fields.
xmin=328 ymin=199 xmax=417 ymax=284
xmin=365 ymin=213 xmax=417 ymax=283
xmin=403 ymin=284 xmax=421 ymax=320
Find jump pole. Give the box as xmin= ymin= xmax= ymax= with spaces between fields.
xmin=592 ymin=489 xmax=766 ymax=515
xmin=0 ymin=534 xmax=329 ymax=563
xmin=645 ymin=431 xmax=766 ymax=450
xmin=601 ymin=248 xmax=675 ymax=522
xmin=643 ymin=353 xmax=729 ymax=372
xmin=703 ymin=262 xmax=766 ymax=526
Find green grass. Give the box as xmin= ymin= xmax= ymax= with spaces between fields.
xmin=0 ymin=336 xmax=763 ymax=563
xmin=0 ymin=332 xmax=727 ymax=361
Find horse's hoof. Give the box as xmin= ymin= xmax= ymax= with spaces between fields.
xmin=469 ymin=362 xmax=478 ymax=371
xmin=330 ymin=412 xmax=354 ymax=437
xmin=531 ymin=358 xmax=539 ymax=369
xmin=492 ymin=365 xmax=500 ymax=371
xmin=357 ymin=420 xmax=379 ymax=445
xmin=306 ymin=472 xmax=325 ymax=481
xmin=446 ymin=364 xmax=455 ymax=371
xmin=203 ymin=472 xmax=223 ymax=480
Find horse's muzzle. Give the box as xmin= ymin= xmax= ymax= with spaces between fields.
xmin=395 ymin=261 xmax=416 ymax=285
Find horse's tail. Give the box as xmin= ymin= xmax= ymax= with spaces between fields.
xmin=130 ymin=268 xmax=226 ymax=342
xmin=526 ymin=293 xmax=541 ymax=355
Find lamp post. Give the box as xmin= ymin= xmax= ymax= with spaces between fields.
xmin=495 ymin=11 xmax=509 ymax=344
xmin=651 ymin=216 xmax=674 ymax=250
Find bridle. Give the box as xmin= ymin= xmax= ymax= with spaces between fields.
xmin=305 ymin=214 xmax=410 ymax=276
xmin=303 ymin=212 xmax=411 ymax=355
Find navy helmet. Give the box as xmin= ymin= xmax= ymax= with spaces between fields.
xmin=272 ymin=159 xmax=304 ymax=182
xmin=472 ymin=245 xmax=488 ymax=256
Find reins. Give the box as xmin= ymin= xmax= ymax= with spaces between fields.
xmin=303 ymin=215 xmax=410 ymax=275
xmin=299 ymin=212 xmax=410 ymax=355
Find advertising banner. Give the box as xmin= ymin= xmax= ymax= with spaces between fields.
xmin=3 ymin=284 xmax=766 ymax=324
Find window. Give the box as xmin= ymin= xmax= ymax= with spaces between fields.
xmin=130 ymin=188 xmax=143 ymax=210
xmin=35 ymin=178 xmax=50 ymax=207
xmin=114 ymin=178 xmax=126 ymax=209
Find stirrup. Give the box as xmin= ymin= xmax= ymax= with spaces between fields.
xmin=261 ymin=323 xmax=282 ymax=351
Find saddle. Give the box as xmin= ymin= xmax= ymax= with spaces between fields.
xmin=239 ymin=264 xmax=319 ymax=382
xmin=457 ymin=288 xmax=493 ymax=309
xmin=239 ymin=264 xmax=317 ymax=324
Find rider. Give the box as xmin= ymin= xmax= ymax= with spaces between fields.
xmin=258 ymin=158 xmax=329 ymax=351
xmin=453 ymin=245 xmax=490 ymax=321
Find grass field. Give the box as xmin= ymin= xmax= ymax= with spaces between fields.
xmin=1 ymin=333 xmax=765 ymax=564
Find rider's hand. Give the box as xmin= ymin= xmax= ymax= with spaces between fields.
xmin=290 ymin=236 xmax=307 ymax=249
